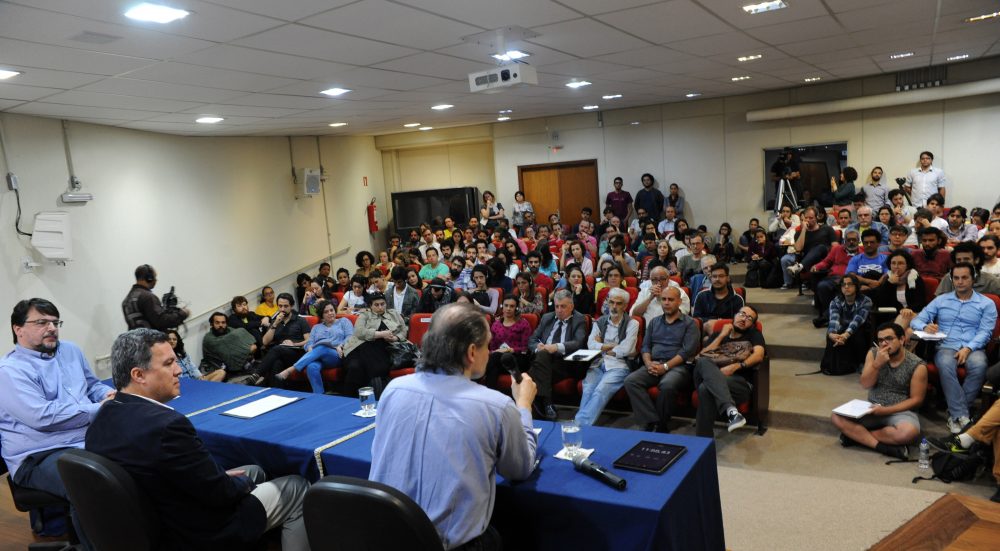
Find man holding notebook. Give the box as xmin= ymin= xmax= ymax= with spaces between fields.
xmin=831 ymin=322 xmax=927 ymax=460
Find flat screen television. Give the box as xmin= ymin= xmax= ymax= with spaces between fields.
xmin=391 ymin=187 xmax=480 ymax=233
xmin=763 ymin=142 xmax=847 ymax=211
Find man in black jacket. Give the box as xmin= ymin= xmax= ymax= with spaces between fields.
xmin=86 ymin=329 xmax=309 ymax=551
xmin=526 ymin=289 xmax=588 ymax=420
xmin=122 ymin=264 xmax=189 ymax=330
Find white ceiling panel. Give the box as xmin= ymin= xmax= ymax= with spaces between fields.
xmin=825 ymin=0 xmax=898 ymax=13
xmin=598 ymin=68 xmax=672 ymax=83
xmin=41 ymin=90 xmax=203 ymax=112
xmin=597 ymin=1 xmax=731 ymax=44
xmin=21 ymin=0 xmax=285 ymax=42
xmin=123 ymin=62 xmax=299 ymax=93
xmin=393 ymin=0 xmax=579 ymax=28
xmin=0 ymin=67 xmax=105 ymax=90
xmin=528 ymin=19 xmax=650 ymax=58
xmin=0 ymin=83 xmax=63 ymax=102
xmin=203 ymin=0 xmax=352 ymax=22
xmin=555 ymin=0 xmax=668 ymax=16
xmin=0 ymin=37 xmax=155 ymax=75
xmin=0 ymin=99 xmax=25 ymax=110
xmin=666 ymin=32 xmax=768 ymax=57
xmin=261 ymin=82 xmax=397 ymax=101
xmin=779 ymin=36 xmax=854 ymax=57
xmin=0 ymin=3 xmax=213 ymax=60
xmin=175 ymin=45 xmax=354 ymax=80
xmin=178 ymin=104 xmax=309 ymax=117
xmin=836 ymin=1 xmax=936 ymax=31
xmin=745 ymin=16 xmax=845 ymax=45
xmin=302 ymin=0 xmax=481 ymax=50
xmin=233 ymin=24 xmax=418 ymax=66
xmin=799 ymin=48 xmax=871 ymax=65
xmin=698 ymin=0 xmax=830 ymax=29
xmin=537 ymin=59 xmax=629 ymax=77
xmin=8 ymin=102 xmax=159 ymax=120
xmin=221 ymin=93 xmax=341 ymax=110
xmin=593 ymin=46 xmax=693 ymax=67
xmin=142 ymin=113 xmax=271 ymax=125
xmin=434 ymin=41 xmax=575 ymax=67
xmin=77 ymin=78 xmax=246 ymax=103
xmin=307 ymin=67 xmax=450 ymax=91
xmin=373 ymin=52 xmax=493 ymax=80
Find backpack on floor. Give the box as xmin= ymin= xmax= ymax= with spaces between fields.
xmin=912 ymin=443 xmax=991 ymax=484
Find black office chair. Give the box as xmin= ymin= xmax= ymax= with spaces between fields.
xmin=56 ymin=449 xmax=159 ymax=551
xmin=304 ymin=476 xmax=443 ymax=551
xmin=0 ymin=450 xmax=75 ymax=551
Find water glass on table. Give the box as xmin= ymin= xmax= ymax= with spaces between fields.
xmin=359 ymin=386 xmax=376 ymax=417
xmin=561 ymin=420 xmax=582 ymax=459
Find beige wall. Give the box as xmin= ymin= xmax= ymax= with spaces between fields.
xmin=0 ymin=113 xmax=384 ymax=374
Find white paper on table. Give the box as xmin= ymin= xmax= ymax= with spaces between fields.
xmin=221 ymin=395 xmax=302 ymax=419
xmin=832 ymin=399 xmax=874 ymax=419
xmin=352 ymin=409 xmax=377 ymax=418
xmin=532 ymin=428 xmax=542 ymax=435
xmin=913 ymin=330 xmax=947 ymax=341
xmin=554 ymin=447 xmax=594 ymax=461
xmin=565 ymin=349 xmax=602 ymax=362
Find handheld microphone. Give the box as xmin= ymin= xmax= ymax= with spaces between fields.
xmin=501 ymin=352 xmax=522 ymax=384
xmin=571 ymin=454 xmax=626 ymax=490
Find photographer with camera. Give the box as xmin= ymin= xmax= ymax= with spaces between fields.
xmin=770 ymin=149 xmax=801 ymax=205
xmin=122 ymin=264 xmax=190 ymax=330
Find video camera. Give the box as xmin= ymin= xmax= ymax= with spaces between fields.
xmin=162 ymin=286 xmax=180 ymax=309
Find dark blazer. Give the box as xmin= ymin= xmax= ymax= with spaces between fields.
xmin=875 ymin=275 xmax=927 ymax=313
xmin=85 ymin=392 xmax=266 ymax=551
xmin=385 ymin=285 xmax=420 ymax=321
xmin=528 ymin=311 xmax=587 ymax=355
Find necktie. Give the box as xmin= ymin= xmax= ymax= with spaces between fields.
xmin=549 ymin=320 xmax=565 ymax=344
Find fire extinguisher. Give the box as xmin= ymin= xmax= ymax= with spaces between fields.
xmin=367 ymin=198 xmax=378 ymax=233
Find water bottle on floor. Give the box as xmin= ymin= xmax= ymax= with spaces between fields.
xmin=917 ymin=438 xmax=930 ymax=473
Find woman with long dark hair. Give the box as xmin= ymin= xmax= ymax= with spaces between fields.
xmin=483 ymin=296 xmax=533 ymax=387
xmin=712 ymin=223 xmax=734 ymax=263
xmin=167 ymin=329 xmax=225 ymax=382
xmin=822 ymin=273 xmax=872 ymax=375
xmin=563 ymin=264 xmax=594 ymax=315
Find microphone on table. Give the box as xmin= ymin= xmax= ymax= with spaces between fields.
xmin=501 ymin=352 xmax=522 ymax=384
xmin=571 ymin=454 xmax=627 ymax=491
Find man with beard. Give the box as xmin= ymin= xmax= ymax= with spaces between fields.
xmin=227 ymin=295 xmax=269 ymax=346
xmin=691 ymin=264 xmax=745 ymax=337
xmin=942 ymin=205 xmax=979 ymax=246
xmin=122 ymin=264 xmax=190 ymax=330
xmin=523 ymin=251 xmax=554 ymax=294
xmin=934 ymin=241 xmax=1000 ymax=296
xmin=634 ymin=173 xmax=665 ymax=223
xmin=980 ymin=235 xmax=1000 ymax=276
xmin=202 ymin=312 xmax=258 ymax=379
xmin=0 ymin=298 xmax=114 ymax=546
xmin=862 ymin=166 xmax=890 ymax=211
xmin=912 ymin=227 xmax=952 ymax=278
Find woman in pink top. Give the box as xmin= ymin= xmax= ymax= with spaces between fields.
xmin=483 ymin=297 xmax=532 ymax=388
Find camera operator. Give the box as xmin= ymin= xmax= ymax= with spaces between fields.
xmin=122 ymin=264 xmax=190 ymax=330
xmin=770 ymin=149 xmax=801 ymax=203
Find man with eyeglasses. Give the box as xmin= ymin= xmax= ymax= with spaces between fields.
xmin=905 ymin=151 xmax=948 ymax=207
xmin=0 ymin=298 xmax=115 ymax=546
xmin=831 ymin=322 xmax=927 ymax=460
xmin=630 ymin=266 xmax=690 ymax=324
xmin=575 ymin=288 xmax=640 ymax=426
xmin=692 ymin=306 xmax=766 ymax=437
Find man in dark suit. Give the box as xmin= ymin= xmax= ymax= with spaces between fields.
xmin=527 ymin=289 xmax=588 ymax=420
xmin=86 ymin=329 xmax=310 ymax=551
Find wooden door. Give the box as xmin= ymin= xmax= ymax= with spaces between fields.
xmin=519 ymin=160 xmax=599 ymax=229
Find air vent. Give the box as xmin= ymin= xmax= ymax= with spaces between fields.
xmin=895 ymin=66 xmax=946 ymax=92
xmin=70 ymin=31 xmax=122 ymax=44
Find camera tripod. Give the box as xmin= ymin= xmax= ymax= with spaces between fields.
xmin=774 ymin=177 xmax=798 ymax=215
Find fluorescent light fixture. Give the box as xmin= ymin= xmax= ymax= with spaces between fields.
xmin=403 ymin=123 xmax=421 ymax=128
xmin=742 ymin=1 xmax=787 ymax=15
xmin=124 ymin=3 xmax=189 ymax=23
xmin=498 ymin=109 xmax=513 ymax=114
xmin=328 ymin=122 xmax=348 ymax=127
xmin=889 ymin=52 xmax=913 ymax=59
xmin=804 ymin=77 xmax=822 ymax=82
xmin=602 ymin=94 xmax=622 ymax=100
xmin=497 ymin=116 xmax=510 ymax=121
xmin=685 ymin=92 xmax=701 ymax=98
xmin=195 ymin=116 xmax=223 ymax=124
xmin=965 ymin=11 xmax=1000 ymax=23
xmin=947 ymin=54 xmax=969 ymax=61
xmin=491 ymin=50 xmax=530 ymax=62
xmin=731 ymin=75 xmax=751 ymax=81
xmin=320 ymin=87 xmax=351 ymax=96
xmin=0 ymin=69 xmax=22 ymax=80
xmin=431 ymin=104 xmax=453 ymax=110
xmin=737 ymin=54 xmax=762 ymax=62
xmin=630 ymin=121 xmax=640 ymax=126
xmin=61 ymin=192 xmax=94 ymax=203
xmin=419 ymin=126 xmax=433 ymax=131
xmin=582 ymin=105 xmax=599 ymax=110
xmin=565 ymin=80 xmax=592 ymax=89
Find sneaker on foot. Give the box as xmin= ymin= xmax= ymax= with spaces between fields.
xmin=927 ymin=435 xmax=966 ymax=453
xmin=839 ymin=433 xmax=858 ymax=448
xmin=958 ymin=416 xmax=972 ymax=432
xmin=727 ymin=411 xmax=746 ymax=432
xmin=786 ymin=262 xmax=803 ymax=275
xmin=947 ymin=417 xmax=965 ymax=434
xmin=779 ymin=284 xmax=791 ymax=290
xmin=875 ymin=442 xmax=908 ymax=460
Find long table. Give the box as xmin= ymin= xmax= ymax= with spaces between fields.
xmin=168 ymin=379 xmax=725 ymax=550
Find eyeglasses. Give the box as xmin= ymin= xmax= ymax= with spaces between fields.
xmin=734 ymin=311 xmax=755 ymax=322
xmin=876 ymin=336 xmax=897 ymax=344
xmin=24 ymin=319 xmax=63 ymax=328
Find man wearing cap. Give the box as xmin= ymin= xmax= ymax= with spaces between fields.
xmin=416 ymin=278 xmax=454 ymax=314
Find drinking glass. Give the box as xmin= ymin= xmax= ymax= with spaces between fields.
xmin=359 ymin=386 xmax=375 ymax=416
xmin=561 ymin=420 xmax=582 ymax=459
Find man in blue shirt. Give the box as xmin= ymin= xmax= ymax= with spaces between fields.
xmin=847 ymin=229 xmax=890 ymax=293
xmin=910 ymin=263 xmax=997 ymax=434
xmin=370 ymin=303 xmax=538 ymax=550
xmin=0 ymin=298 xmax=113 ymax=546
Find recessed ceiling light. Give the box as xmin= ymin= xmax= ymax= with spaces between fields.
xmin=804 ymin=77 xmax=822 ymax=82
xmin=497 ymin=116 xmax=511 ymax=122
xmin=685 ymin=92 xmax=701 ymax=98
xmin=0 ymin=69 xmax=22 ymax=80
xmin=947 ymin=54 xmax=969 ymax=61
xmin=124 ymin=3 xmax=189 ymax=23
xmin=328 ymin=122 xmax=348 ymax=127
xmin=403 ymin=123 xmax=421 ymax=128
xmin=731 ymin=75 xmax=752 ymax=81
xmin=737 ymin=54 xmax=763 ymax=62
xmin=889 ymin=52 xmax=914 ymax=59
xmin=583 ymin=105 xmax=599 ymax=110
xmin=320 ymin=87 xmax=351 ymax=97
xmin=431 ymin=104 xmax=453 ymax=110
xmin=965 ymin=11 xmax=1000 ymax=23
xmin=419 ymin=126 xmax=433 ymax=131
xmin=602 ymin=94 xmax=622 ymax=100
xmin=491 ymin=50 xmax=530 ymax=62
xmin=196 ymin=116 xmax=223 ymax=124
xmin=565 ymin=80 xmax=592 ymax=89
xmin=630 ymin=121 xmax=640 ymax=126
xmin=498 ymin=109 xmax=513 ymax=114
xmin=742 ymin=1 xmax=787 ymax=15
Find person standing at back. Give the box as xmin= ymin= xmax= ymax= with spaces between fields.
xmin=122 ymin=264 xmax=189 ymax=330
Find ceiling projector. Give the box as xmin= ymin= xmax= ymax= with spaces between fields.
xmin=468 ymin=63 xmax=537 ymax=93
